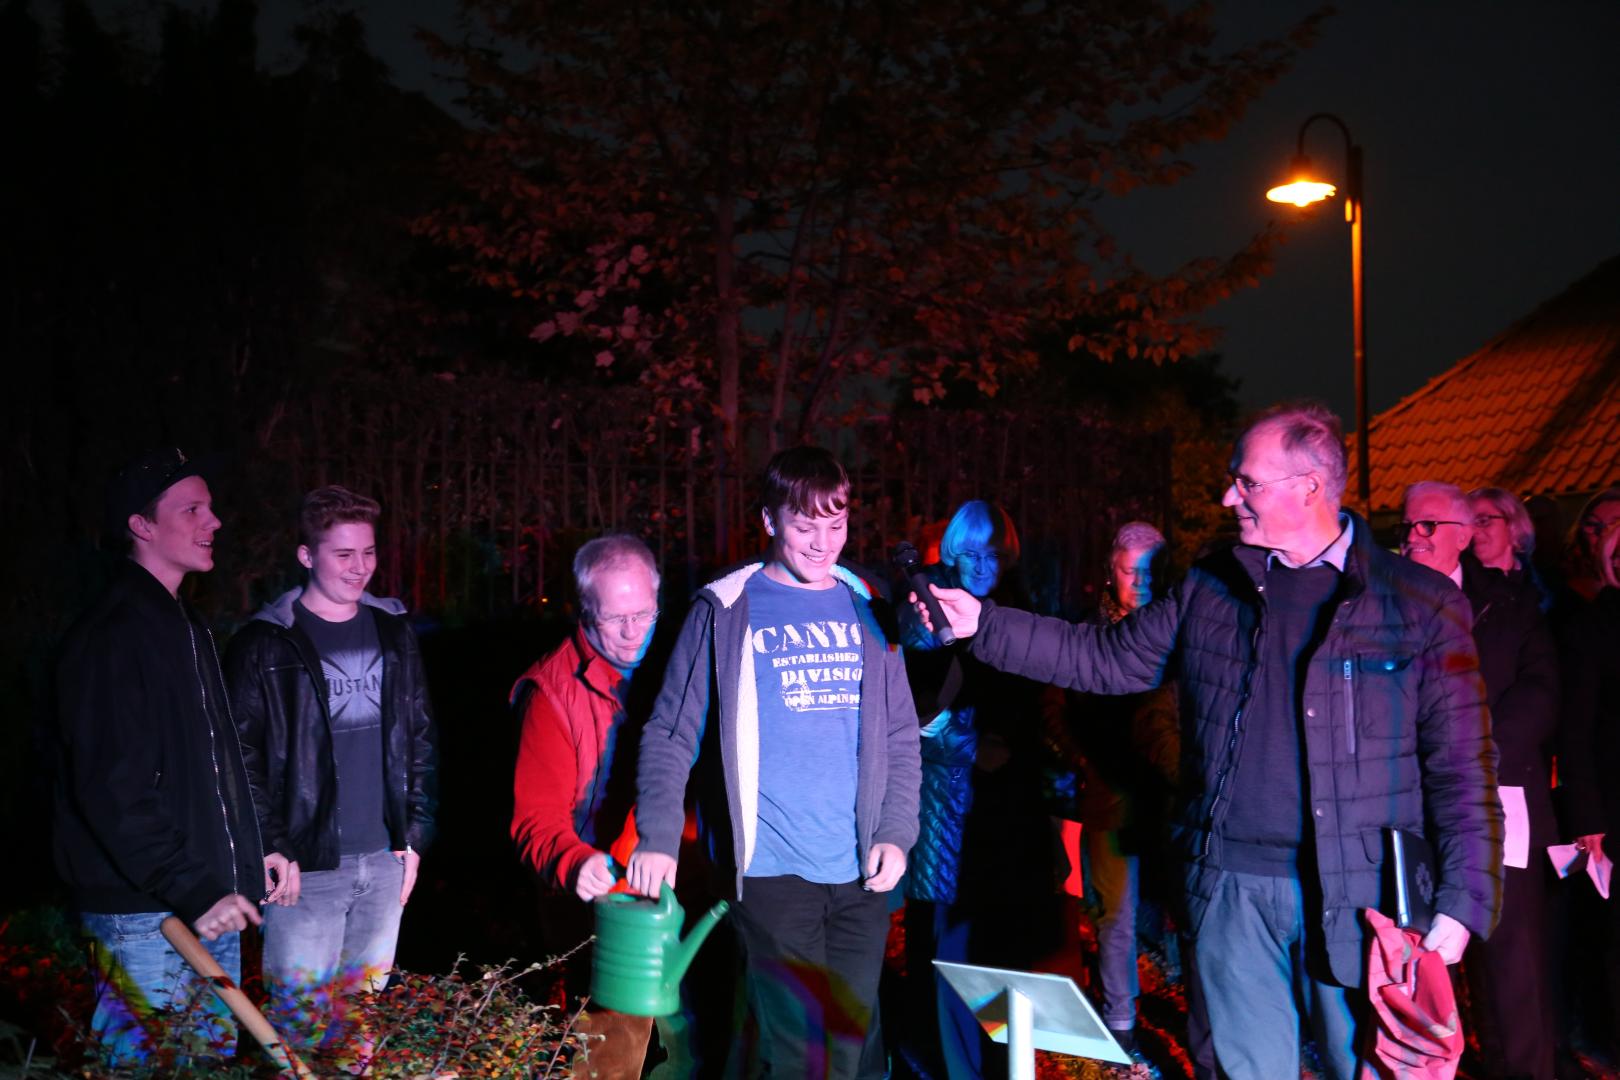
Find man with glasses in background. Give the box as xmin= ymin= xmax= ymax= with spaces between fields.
xmin=916 ymin=402 xmax=1503 ymax=1079
xmin=1403 ymin=481 xmax=1560 ymax=1080
xmin=510 ymin=534 xmax=668 ymax=1077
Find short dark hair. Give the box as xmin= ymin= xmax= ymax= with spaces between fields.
xmin=299 ymin=485 xmax=381 ymax=549
xmin=760 ymin=446 xmax=850 ymax=519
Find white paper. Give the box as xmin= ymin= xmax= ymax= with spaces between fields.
xmin=1593 ymin=850 xmax=1614 ymax=900
xmin=1547 ymin=843 xmax=1583 ymax=877
xmin=1500 ymin=786 xmax=1530 ymax=869
xmin=1546 ymin=843 xmax=1613 ymax=899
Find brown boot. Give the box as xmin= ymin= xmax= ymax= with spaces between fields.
xmin=572 ymin=1007 xmax=656 ymax=1080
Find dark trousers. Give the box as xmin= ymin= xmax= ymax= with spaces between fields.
xmin=1464 ymin=861 xmax=1553 ymax=1079
xmin=731 ymin=876 xmax=890 ymax=1079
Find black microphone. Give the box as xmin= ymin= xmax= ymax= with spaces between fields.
xmin=892 ymin=541 xmax=957 ymax=646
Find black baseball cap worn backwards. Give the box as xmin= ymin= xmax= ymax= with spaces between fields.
xmin=105 ymin=447 xmax=207 ymax=535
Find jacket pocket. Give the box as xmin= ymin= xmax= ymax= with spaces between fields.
xmin=1349 ymin=653 xmax=1417 ymax=743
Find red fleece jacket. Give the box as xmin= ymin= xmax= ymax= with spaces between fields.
xmin=510 ymin=631 xmax=640 ymax=893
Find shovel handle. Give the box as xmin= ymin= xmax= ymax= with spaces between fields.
xmin=160 ymin=916 xmax=317 ymax=1080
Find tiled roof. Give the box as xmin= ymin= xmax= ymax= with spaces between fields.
xmin=1354 ymin=255 xmax=1620 ymax=511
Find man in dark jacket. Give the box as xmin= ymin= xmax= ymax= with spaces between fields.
xmin=917 ymin=403 xmax=1503 ymax=1080
xmin=627 ymin=447 xmax=921 ymax=1079
xmin=54 ymin=448 xmax=267 ymax=1067
xmin=1404 ymin=480 xmax=1560 ymax=1079
xmin=224 ymin=485 xmax=438 ymax=1059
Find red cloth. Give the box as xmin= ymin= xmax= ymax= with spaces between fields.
xmin=1358 ymin=908 xmax=1464 ymax=1080
xmin=510 ymin=630 xmax=640 ymax=893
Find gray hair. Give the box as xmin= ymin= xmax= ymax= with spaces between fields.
xmin=1240 ymin=400 xmax=1349 ymax=503
xmin=1467 ymin=486 xmax=1535 ymax=556
xmin=1111 ymin=521 xmax=1165 ymax=554
xmin=1404 ymin=481 xmax=1472 ymax=525
xmin=573 ymin=534 xmax=660 ymax=619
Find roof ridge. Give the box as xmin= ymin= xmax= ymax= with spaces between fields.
xmin=1370 ymin=253 xmax=1620 ymax=436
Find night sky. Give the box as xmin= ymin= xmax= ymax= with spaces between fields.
xmin=135 ymin=0 xmax=1620 ymax=423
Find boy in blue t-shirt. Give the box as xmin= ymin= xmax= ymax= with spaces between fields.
xmin=629 ymin=447 xmax=921 ymax=1078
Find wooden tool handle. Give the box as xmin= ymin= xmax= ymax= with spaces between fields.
xmin=161 ymin=915 xmax=317 ymax=1080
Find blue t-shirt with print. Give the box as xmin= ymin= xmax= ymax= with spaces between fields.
xmin=744 ymin=569 xmax=864 ymax=883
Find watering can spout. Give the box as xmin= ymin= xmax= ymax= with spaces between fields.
xmin=669 ymin=893 xmax=729 ymax=983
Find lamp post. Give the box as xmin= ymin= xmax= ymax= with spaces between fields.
xmin=1266 ymin=113 xmax=1369 ymax=512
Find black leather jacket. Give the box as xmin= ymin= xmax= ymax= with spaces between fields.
xmin=53 ymin=561 xmax=266 ymax=923
xmin=224 ymin=589 xmax=438 ymax=871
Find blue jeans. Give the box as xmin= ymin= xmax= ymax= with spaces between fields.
xmin=1190 ymin=868 xmax=1363 ymax=1080
xmin=261 ymin=848 xmax=406 ymax=1053
xmin=1084 ymin=826 xmax=1141 ymax=1032
xmin=80 ymin=910 xmax=240 ymax=1067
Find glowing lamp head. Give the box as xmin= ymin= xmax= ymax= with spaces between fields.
xmin=1265 ymin=153 xmax=1336 ymax=208
xmin=1267 ymin=179 xmax=1337 ymax=207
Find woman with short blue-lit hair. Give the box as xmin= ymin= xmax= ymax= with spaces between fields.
xmin=936 ymin=500 xmax=1021 ymax=599
xmin=899 ymin=499 xmax=1049 ymax=1079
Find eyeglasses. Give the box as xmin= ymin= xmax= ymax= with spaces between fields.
xmin=595 ymin=609 xmax=658 ymax=630
xmin=1401 ymin=520 xmax=1468 ymax=538
xmin=1228 ymin=471 xmax=1309 ymax=496
xmin=1472 ymin=513 xmax=1506 ymax=528
xmin=956 ymin=550 xmax=1002 ymax=567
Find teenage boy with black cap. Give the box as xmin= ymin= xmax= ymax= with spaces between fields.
xmin=53 ymin=448 xmax=270 ymax=1067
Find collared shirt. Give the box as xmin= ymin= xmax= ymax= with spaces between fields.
xmin=1267 ymin=513 xmax=1355 ymax=572
xmin=1447 ymin=563 xmax=1464 ymax=589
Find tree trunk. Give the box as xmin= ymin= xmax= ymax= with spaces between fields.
xmin=713 ymin=157 xmax=740 ymax=561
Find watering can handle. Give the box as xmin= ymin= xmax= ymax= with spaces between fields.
xmin=602 ymin=855 xmax=678 ymax=912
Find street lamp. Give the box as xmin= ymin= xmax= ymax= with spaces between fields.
xmin=1266 ymin=113 xmax=1369 ymax=512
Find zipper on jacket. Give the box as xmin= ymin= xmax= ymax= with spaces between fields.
xmin=1342 ymin=659 xmax=1356 ymax=756
xmin=185 ymin=614 xmax=239 ymax=898
xmin=288 ymin=623 xmax=346 ymax=854
xmin=208 ymin=626 xmax=266 ymax=877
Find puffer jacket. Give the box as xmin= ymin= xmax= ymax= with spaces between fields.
xmin=901 ymin=565 xmax=1044 ymax=903
xmin=509 ymin=629 xmax=642 ymax=893
xmin=223 ymin=589 xmax=439 ymax=871
xmin=971 ymin=513 xmax=1503 ymax=986
xmin=635 ymin=562 xmax=922 ymax=901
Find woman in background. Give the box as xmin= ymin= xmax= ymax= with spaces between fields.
xmin=900 ymin=500 xmax=1051 ymax=1079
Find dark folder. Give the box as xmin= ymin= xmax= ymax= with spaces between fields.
xmin=1386 ymin=827 xmax=1438 ymax=930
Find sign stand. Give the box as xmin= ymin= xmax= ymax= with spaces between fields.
xmin=933 ymin=961 xmax=1132 ymax=1080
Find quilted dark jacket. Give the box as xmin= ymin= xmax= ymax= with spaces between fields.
xmin=971 ymin=513 xmax=1503 ymax=986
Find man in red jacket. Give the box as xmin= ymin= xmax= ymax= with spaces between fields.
xmin=511 ymin=533 xmax=662 ymax=1076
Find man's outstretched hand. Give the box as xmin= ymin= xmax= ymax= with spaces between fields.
xmin=909 ymin=584 xmax=982 ymax=640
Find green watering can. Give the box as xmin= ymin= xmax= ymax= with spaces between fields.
xmin=591 ymin=866 xmax=730 ymax=1017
